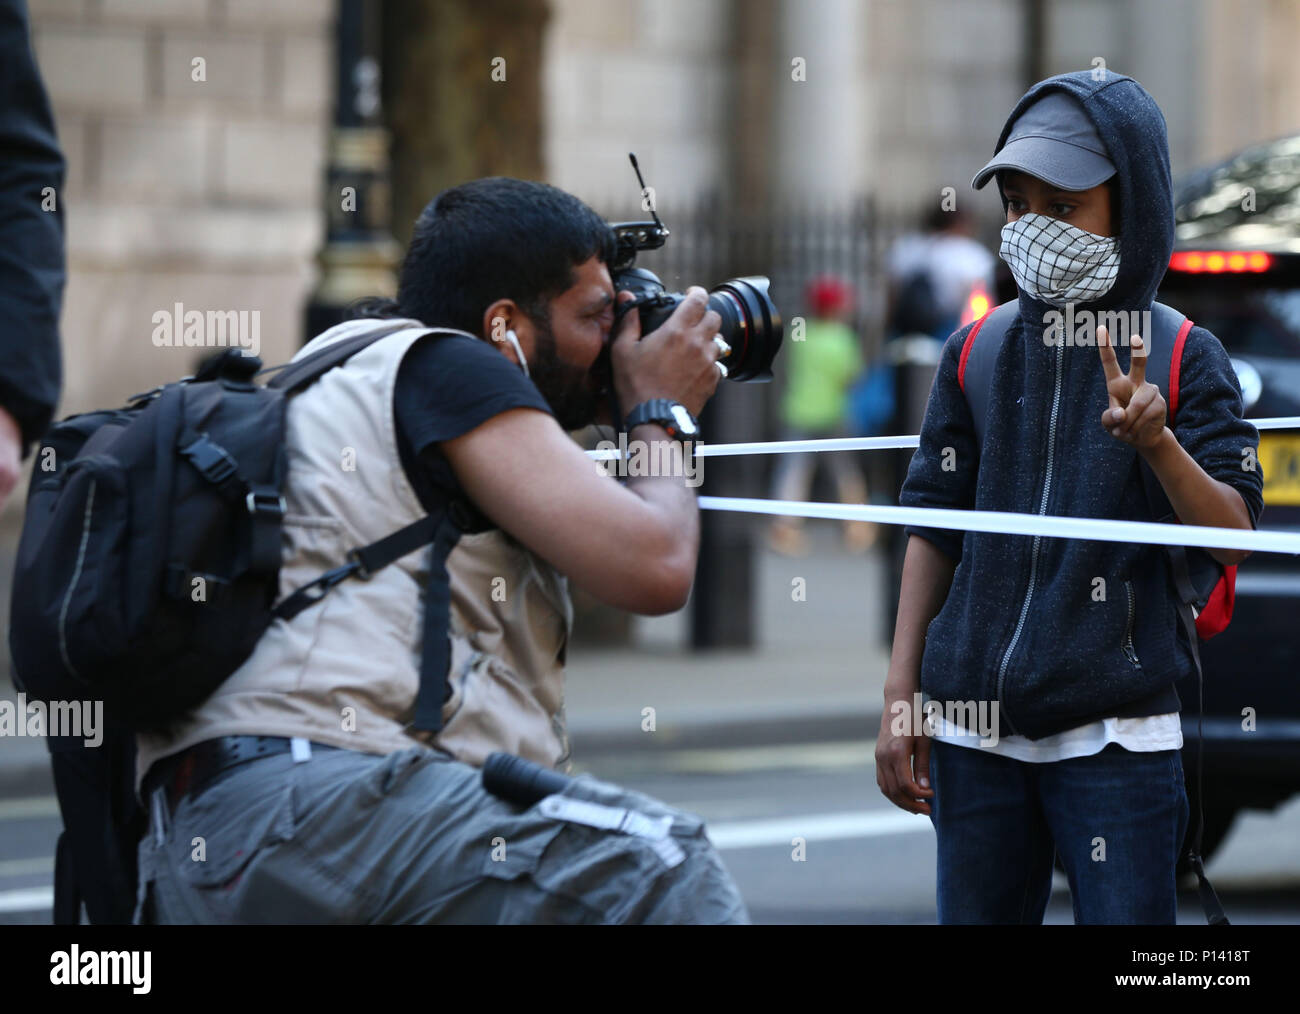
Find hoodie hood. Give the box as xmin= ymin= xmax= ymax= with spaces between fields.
xmin=985 ymin=71 xmax=1174 ymax=317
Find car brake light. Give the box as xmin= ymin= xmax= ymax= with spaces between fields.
xmin=1169 ymin=250 xmax=1274 ymax=273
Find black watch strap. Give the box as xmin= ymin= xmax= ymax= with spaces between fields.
xmin=623 ymin=399 xmax=700 ymax=441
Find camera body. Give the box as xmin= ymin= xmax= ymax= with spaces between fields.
xmin=608 ymin=220 xmax=783 ymax=383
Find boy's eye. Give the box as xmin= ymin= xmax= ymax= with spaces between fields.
xmin=1006 ymin=197 xmax=1027 ymax=212
xmin=1050 ymin=202 xmax=1076 ymax=217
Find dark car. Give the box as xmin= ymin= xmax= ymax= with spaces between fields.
xmin=1158 ymin=133 xmax=1300 ymax=865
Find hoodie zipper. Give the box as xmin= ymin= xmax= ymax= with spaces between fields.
xmin=1122 ymin=580 xmax=1140 ymax=667
xmin=994 ymin=337 xmax=1065 ymax=735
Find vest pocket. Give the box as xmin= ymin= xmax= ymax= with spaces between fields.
xmin=437 ymin=638 xmax=565 ymax=769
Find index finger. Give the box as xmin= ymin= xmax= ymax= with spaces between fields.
xmin=670 ymin=286 xmax=710 ymax=329
xmin=610 ymin=290 xmax=641 ymax=347
xmin=1128 ymin=333 xmax=1147 ymax=388
xmin=1097 ymin=324 xmax=1122 ymax=383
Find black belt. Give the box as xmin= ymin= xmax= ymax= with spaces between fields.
xmin=144 ymin=735 xmax=327 ymax=810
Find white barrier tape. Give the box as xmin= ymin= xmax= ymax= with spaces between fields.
xmin=697 ymin=496 xmax=1300 ymax=556
xmin=695 ymin=435 xmax=921 ymax=457
xmin=586 ymin=416 xmax=1300 ymax=460
xmin=586 ymin=434 xmax=917 ymax=460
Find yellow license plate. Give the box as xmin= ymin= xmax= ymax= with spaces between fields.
xmin=1259 ymin=432 xmax=1300 ymax=506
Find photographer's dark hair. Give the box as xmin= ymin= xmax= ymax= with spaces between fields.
xmin=352 ymin=177 xmax=616 ymax=336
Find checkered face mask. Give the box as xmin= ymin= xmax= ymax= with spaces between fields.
xmin=999 ymin=212 xmax=1120 ymax=307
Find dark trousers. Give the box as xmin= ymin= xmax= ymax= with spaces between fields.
xmin=137 ymin=744 xmax=749 ymax=925
xmin=928 ymin=739 xmax=1189 ymax=924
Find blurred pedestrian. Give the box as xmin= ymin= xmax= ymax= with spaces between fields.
xmin=887 ymin=204 xmax=994 ymax=340
xmin=0 ymin=0 xmax=65 ymax=507
xmin=768 ymin=274 xmax=875 ymax=555
xmin=0 ymin=0 xmax=107 ymax=931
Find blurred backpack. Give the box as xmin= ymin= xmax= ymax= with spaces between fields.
xmin=847 ymin=359 xmax=896 ymax=437
xmin=890 ymin=266 xmax=941 ymax=338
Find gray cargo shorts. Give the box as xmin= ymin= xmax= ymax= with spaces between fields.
xmin=135 ymin=743 xmax=750 ymax=924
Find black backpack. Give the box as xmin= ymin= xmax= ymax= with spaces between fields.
xmin=891 ymin=266 xmax=941 ymax=338
xmin=10 ymin=322 xmax=473 ymax=922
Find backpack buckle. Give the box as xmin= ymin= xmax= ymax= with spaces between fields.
xmin=299 ymin=559 xmax=362 ymax=599
xmin=246 ymin=490 xmax=286 ymax=518
xmin=128 ymin=384 xmax=167 ymax=404
xmin=345 ymin=548 xmax=373 ymax=580
xmin=182 ymin=434 xmax=239 ymax=487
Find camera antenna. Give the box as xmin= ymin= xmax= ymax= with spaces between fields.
xmin=628 ymin=153 xmax=668 ymax=237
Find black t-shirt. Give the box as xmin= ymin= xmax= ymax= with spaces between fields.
xmin=392 ymin=331 xmax=553 ymax=516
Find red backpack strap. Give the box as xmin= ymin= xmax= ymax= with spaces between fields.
xmin=958 ymin=301 xmax=1019 ymax=447
xmin=1167 ymin=316 xmax=1194 ymax=423
xmin=957 ymin=307 xmax=994 ymax=394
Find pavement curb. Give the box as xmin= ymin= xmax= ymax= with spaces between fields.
xmin=0 ymin=710 xmax=886 ymax=800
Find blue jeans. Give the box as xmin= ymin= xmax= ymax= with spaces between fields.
xmin=927 ymin=740 xmax=1189 ymax=924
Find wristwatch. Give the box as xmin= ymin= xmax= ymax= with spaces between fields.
xmin=623 ymin=399 xmax=700 ymax=442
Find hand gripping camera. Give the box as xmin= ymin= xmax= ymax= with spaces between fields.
xmin=607 ymin=154 xmax=784 ymax=383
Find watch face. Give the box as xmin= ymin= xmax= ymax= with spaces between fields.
xmin=669 ymin=403 xmax=698 ymax=436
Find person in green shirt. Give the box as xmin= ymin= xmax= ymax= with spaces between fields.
xmin=769 ymin=275 xmax=876 ymax=554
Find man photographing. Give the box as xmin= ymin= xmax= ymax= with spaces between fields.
xmin=134 ymin=177 xmax=748 ymax=924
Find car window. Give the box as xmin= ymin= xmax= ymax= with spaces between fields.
xmin=1158 ymin=287 xmax=1300 ymax=358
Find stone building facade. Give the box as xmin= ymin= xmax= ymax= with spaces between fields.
xmin=28 ymin=0 xmax=333 ymax=420
xmin=5 ymin=0 xmax=1298 ymax=630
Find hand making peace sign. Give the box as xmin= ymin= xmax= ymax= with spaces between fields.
xmin=1098 ymin=324 xmax=1167 ymax=452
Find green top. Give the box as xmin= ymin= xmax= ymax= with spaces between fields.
xmin=780 ymin=318 xmax=864 ymax=431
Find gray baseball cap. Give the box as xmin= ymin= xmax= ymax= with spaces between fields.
xmin=972 ymin=91 xmax=1116 ymax=191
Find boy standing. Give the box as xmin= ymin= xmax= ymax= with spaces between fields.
xmin=875 ymin=72 xmax=1263 ymax=924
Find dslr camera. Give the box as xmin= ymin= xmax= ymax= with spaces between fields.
xmin=607 ymin=156 xmax=783 ymax=383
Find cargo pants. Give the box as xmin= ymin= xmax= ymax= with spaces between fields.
xmin=135 ymin=742 xmax=750 ymax=924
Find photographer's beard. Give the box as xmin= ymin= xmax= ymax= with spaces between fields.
xmin=525 ymin=315 xmax=604 ymax=432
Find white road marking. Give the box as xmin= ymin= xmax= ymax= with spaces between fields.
xmin=0 ymin=887 xmax=52 ymax=915
xmin=0 ymin=857 xmax=53 ymax=878
xmin=707 ymin=809 xmax=933 ymax=849
xmin=0 ymin=797 xmax=60 ymax=822
xmin=575 ymin=739 xmax=876 ymax=779
xmin=648 ymin=740 xmax=874 ymax=774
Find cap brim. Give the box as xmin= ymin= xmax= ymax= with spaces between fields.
xmin=971 ymin=135 xmax=1117 ymax=191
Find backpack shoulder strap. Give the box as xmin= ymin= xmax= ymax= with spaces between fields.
xmin=267 ymin=322 xmax=484 ymax=734
xmin=1145 ymin=301 xmax=1194 ymax=425
xmin=958 ymin=300 xmax=1019 ymax=447
xmin=1142 ymin=305 xmax=1230 ymax=921
xmin=1135 ymin=304 xmax=1221 ymax=607
xmin=1134 ymin=303 xmax=1185 ymax=525
xmin=267 ymin=322 xmax=467 ymax=394
xmin=1135 ymin=303 xmax=1193 ymax=524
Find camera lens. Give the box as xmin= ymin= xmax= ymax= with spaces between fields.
xmin=707 ymin=276 xmax=783 ymax=382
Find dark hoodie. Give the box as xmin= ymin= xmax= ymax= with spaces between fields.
xmin=900 ymin=71 xmax=1264 ymax=739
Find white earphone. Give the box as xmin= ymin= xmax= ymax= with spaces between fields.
xmin=503 ymin=328 xmax=529 ymax=378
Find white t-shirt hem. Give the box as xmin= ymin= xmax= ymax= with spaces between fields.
xmin=930 ymin=712 xmax=1183 ymax=762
